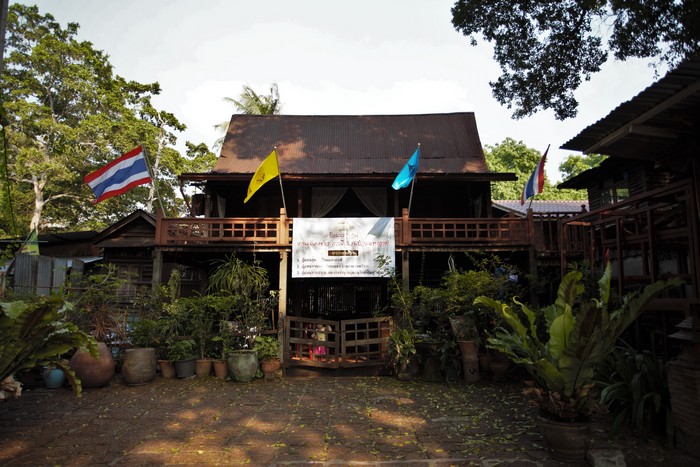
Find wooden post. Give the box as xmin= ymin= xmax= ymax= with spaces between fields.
xmin=278 ymin=250 xmax=288 ymax=371
xmin=152 ymin=249 xmax=163 ymax=292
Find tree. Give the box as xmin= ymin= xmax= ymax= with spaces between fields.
xmin=485 ymin=138 xmax=586 ymax=201
xmin=559 ymin=153 xmax=607 ymax=181
xmin=0 ymin=4 xmax=199 ymax=234
xmin=213 ymin=83 xmax=282 ymax=149
xmin=451 ymin=1 xmax=700 ymax=120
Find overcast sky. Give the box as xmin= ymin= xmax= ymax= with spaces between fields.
xmin=29 ymin=0 xmax=664 ymax=182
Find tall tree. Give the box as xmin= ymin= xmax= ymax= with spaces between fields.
xmin=0 ymin=4 xmax=192 ymax=234
xmin=484 ymin=138 xmax=586 ymax=201
xmin=451 ymin=1 xmax=700 ymax=120
xmin=559 ymin=153 xmax=607 ymax=182
xmin=213 ymin=83 xmax=282 ymax=149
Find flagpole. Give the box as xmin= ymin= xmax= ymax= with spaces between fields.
xmin=274 ymin=147 xmax=287 ymax=213
xmin=406 ymin=143 xmax=420 ymax=217
xmin=141 ymin=146 xmax=165 ymax=213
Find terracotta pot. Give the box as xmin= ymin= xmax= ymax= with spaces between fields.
xmin=158 ymin=360 xmax=176 ymax=378
xmin=478 ymin=354 xmax=493 ymax=373
xmin=227 ymin=350 xmax=258 ymax=382
xmin=70 ymin=342 xmax=115 ymax=388
xmin=538 ymin=415 xmax=590 ymax=462
xmin=195 ymin=359 xmax=212 ymax=378
xmin=458 ymin=340 xmax=480 ymax=383
xmin=213 ymin=359 xmax=229 ymax=379
xmin=490 ymin=361 xmax=510 ymax=382
xmin=121 ymin=348 xmax=157 ymax=386
xmin=261 ymin=359 xmax=281 ymax=379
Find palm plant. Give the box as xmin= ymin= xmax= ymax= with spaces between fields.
xmin=213 ymin=83 xmax=282 ymax=149
xmin=207 ymin=254 xmax=275 ymax=349
xmin=0 ymin=296 xmax=98 ymax=398
xmin=474 ymin=263 xmax=682 ymax=422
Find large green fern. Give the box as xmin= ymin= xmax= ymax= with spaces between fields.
xmin=1 ymin=296 xmax=98 ymax=397
xmin=475 ymin=263 xmax=683 ymax=421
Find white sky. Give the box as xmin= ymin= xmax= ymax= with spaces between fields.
xmin=29 ymin=0 xmax=663 ymax=182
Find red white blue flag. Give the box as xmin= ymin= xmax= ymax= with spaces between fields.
xmin=521 ymin=145 xmax=549 ymax=205
xmin=84 ymin=146 xmax=152 ymax=204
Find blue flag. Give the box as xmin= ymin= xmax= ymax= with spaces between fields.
xmin=392 ymin=147 xmax=420 ymax=190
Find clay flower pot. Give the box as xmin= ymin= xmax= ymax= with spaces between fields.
xmin=70 ymin=342 xmax=115 ymax=388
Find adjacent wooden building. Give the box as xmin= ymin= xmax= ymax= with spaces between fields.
xmin=558 ymin=56 xmax=700 ymax=457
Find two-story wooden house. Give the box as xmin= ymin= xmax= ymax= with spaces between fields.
xmin=153 ymin=112 xmax=554 ymax=370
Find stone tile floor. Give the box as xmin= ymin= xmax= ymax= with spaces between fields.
xmin=0 ymin=375 xmax=696 ymax=466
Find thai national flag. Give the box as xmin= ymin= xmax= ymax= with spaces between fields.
xmin=84 ymin=146 xmax=152 ymax=204
xmin=521 ymin=145 xmax=548 ymax=205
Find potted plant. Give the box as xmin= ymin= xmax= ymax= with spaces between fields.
xmin=65 ymin=267 xmax=128 ymax=388
xmin=447 ymin=314 xmax=481 ymax=382
xmin=167 ymin=338 xmax=197 ymax=378
xmin=207 ymin=254 xmax=276 ymax=382
xmin=474 ymin=263 xmax=682 ymax=462
xmin=388 ymin=328 xmax=418 ymax=380
xmin=121 ymin=317 xmax=159 ymax=386
xmin=254 ymin=335 xmax=281 ymax=380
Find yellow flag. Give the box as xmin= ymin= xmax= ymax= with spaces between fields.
xmin=20 ymin=229 xmax=39 ymax=255
xmin=244 ymin=149 xmax=280 ymax=203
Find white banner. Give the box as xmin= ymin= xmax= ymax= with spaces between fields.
xmin=292 ymin=218 xmax=395 ymax=278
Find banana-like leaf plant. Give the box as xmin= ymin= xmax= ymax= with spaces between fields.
xmin=1 ymin=296 xmax=99 ymax=398
xmin=474 ymin=263 xmax=683 ymax=422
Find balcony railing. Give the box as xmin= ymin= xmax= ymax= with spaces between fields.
xmin=156 ymin=209 xmax=540 ymax=249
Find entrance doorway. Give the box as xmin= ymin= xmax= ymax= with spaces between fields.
xmin=284 ymin=316 xmax=393 ymax=369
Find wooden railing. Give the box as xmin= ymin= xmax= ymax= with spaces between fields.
xmin=155 ymin=209 xmax=535 ymax=248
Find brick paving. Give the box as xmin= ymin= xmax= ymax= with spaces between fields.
xmin=0 ymin=375 xmax=695 ymax=466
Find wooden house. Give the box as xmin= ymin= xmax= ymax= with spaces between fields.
xmin=558 ymin=56 xmax=700 ymax=456
xmin=155 ymin=112 xmax=565 ymax=371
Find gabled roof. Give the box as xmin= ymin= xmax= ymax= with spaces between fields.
xmin=93 ymin=209 xmax=156 ymax=248
xmin=561 ymin=55 xmax=700 ymax=160
xmin=215 ymin=113 xmax=489 ymax=175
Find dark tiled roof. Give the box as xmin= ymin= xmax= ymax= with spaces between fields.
xmin=493 ymin=200 xmax=589 ymax=217
xmin=561 ymin=56 xmax=700 ymax=160
xmin=216 ymin=113 xmax=488 ymax=175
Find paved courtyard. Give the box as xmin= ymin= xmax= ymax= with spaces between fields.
xmin=0 ymin=374 xmax=695 ymax=466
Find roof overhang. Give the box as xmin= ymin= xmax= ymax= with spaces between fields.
xmin=179 ymin=172 xmax=517 ymax=183
xmin=561 ymin=56 xmax=700 ymax=161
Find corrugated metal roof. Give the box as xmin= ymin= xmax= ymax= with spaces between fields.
xmin=216 ymin=113 xmax=488 ymax=175
xmin=493 ymin=200 xmax=589 ymax=217
xmin=562 ymin=55 xmax=700 ymax=160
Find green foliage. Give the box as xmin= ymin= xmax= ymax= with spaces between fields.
xmin=127 ymin=318 xmax=164 ymax=349
xmin=388 ymin=328 xmax=417 ymax=368
xmin=451 ymin=1 xmax=700 ymax=119
xmin=65 ymin=265 xmax=128 ymax=344
xmin=598 ymin=344 xmax=674 ymax=442
xmin=0 ymin=296 xmax=98 ymax=397
xmin=484 ymin=138 xmax=586 ymax=201
xmin=559 ymin=154 xmax=607 ymax=182
xmin=167 ymin=338 xmax=196 ymax=362
xmin=474 ymin=263 xmax=683 ymax=422
xmin=207 ymin=254 xmax=277 ymax=349
xmin=253 ymin=335 xmax=281 ymax=362
xmin=0 ymin=4 xmax=214 ymax=232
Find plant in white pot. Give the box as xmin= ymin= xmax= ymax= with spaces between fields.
xmin=474 ymin=263 xmax=682 ymax=462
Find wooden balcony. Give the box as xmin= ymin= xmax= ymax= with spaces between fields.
xmin=155 ymin=209 xmax=537 ymax=250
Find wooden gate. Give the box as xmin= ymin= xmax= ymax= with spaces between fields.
xmin=284 ymin=316 xmax=392 ymax=369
